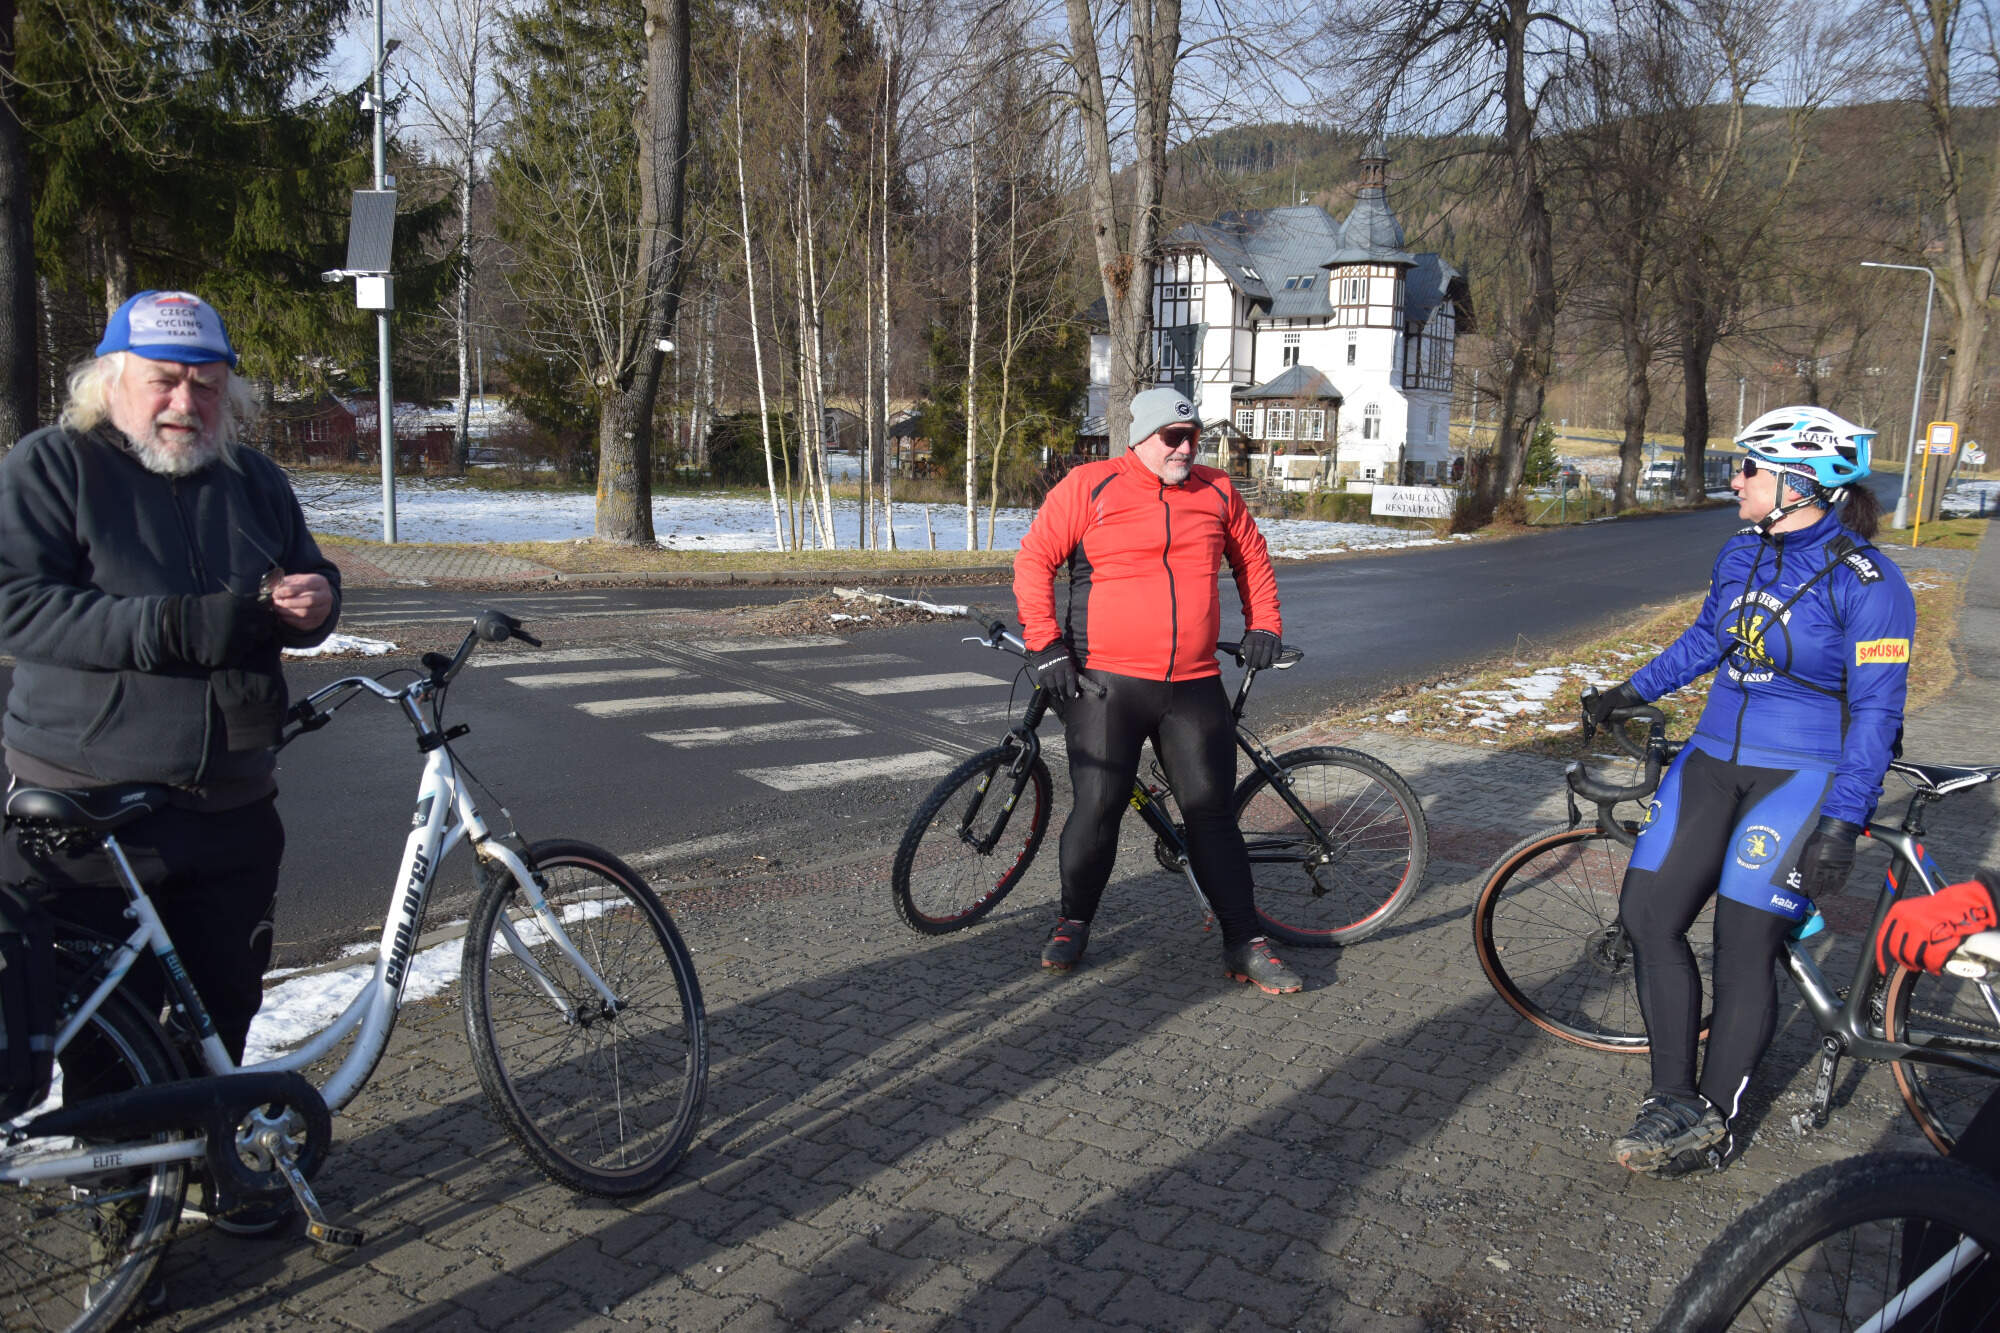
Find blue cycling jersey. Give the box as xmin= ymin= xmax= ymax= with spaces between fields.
xmin=1630 ymin=508 xmax=1914 ymax=827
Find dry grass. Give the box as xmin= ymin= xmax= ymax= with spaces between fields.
xmin=316 ymin=534 xmax=1014 ymax=576
xmin=1872 ymin=516 xmax=1990 ymax=551
xmin=1328 ymin=570 xmax=1964 ymax=761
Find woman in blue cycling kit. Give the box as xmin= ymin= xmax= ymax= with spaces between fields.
xmin=1584 ymin=406 xmax=1915 ymax=1178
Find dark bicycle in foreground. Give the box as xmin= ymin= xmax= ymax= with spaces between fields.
xmin=890 ymin=611 xmax=1428 ymax=948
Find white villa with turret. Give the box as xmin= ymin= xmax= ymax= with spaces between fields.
xmin=1084 ymin=143 xmax=1473 ymax=490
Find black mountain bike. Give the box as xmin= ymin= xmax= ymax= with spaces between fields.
xmin=889 ymin=612 xmax=1428 ymax=948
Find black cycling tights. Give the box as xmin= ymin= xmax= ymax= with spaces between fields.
xmin=1058 ymin=670 xmax=1259 ymax=949
xmin=1622 ymin=874 xmax=1795 ymax=1120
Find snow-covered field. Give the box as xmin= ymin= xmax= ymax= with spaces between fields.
xmin=1942 ymin=477 xmax=2000 ymax=517
xmin=292 ymin=467 xmax=1464 ymax=558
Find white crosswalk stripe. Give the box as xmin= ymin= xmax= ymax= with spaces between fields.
xmin=577 ymin=690 xmax=775 ymax=717
xmin=836 ymin=672 xmax=1008 ymax=696
xmin=750 ymin=652 xmax=914 ymax=671
xmin=927 ymin=702 xmax=1020 ymax=728
xmin=645 ymin=718 xmax=864 ymax=748
xmin=703 ymin=636 xmax=846 ymax=652
xmin=469 ymin=648 xmax=640 ymax=669
xmin=503 ymin=668 xmax=687 ymax=689
xmin=739 ymin=751 xmax=954 ymax=792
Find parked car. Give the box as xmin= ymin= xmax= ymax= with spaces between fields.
xmin=1643 ymin=460 xmax=1678 ymax=488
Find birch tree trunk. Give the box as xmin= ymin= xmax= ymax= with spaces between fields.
xmin=734 ymin=44 xmax=783 ymax=549
xmin=963 ymin=137 xmax=980 ymax=549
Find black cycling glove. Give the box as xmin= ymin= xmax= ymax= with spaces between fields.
xmin=1029 ymin=642 xmax=1081 ymax=700
xmin=160 ymin=592 xmax=273 ymax=669
xmin=1793 ymin=816 xmax=1863 ymax=901
xmin=1241 ymin=629 xmax=1281 ymax=671
xmin=1582 ymin=680 xmax=1644 ymax=730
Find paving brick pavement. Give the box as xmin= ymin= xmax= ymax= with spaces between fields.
xmin=136 ymin=530 xmax=2000 ymax=1331
xmin=139 ymin=730 xmax=2000 ymax=1330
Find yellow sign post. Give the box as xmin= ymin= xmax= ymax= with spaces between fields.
xmin=1914 ymin=420 xmax=1958 ymax=547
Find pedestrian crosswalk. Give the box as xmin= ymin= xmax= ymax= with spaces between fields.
xmin=480 ymin=634 xmax=1028 ymax=795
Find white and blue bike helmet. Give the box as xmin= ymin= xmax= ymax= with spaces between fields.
xmin=1735 ymin=406 xmax=1873 ymax=530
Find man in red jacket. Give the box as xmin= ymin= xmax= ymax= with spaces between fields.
xmin=1013 ymin=387 xmax=1299 ymax=993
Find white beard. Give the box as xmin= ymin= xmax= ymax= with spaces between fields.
xmin=124 ymin=419 xmax=224 ymax=476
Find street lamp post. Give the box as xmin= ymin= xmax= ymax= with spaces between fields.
xmin=1861 ymin=260 xmax=1936 ymax=529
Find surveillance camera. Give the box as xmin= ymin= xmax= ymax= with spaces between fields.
xmin=321 ymin=270 xmax=346 ymax=284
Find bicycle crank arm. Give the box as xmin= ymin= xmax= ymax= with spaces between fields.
xmin=274 ymin=1149 xmax=363 ymax=1253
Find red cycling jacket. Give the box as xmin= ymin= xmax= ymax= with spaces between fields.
xmin=1013 ymin=451 xmax=1281 ymax=682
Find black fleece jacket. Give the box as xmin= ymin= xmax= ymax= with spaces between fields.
xmin=0 ymin=424 xmax=340 ymax=799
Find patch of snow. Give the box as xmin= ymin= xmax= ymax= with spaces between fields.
xmin=284 ymin=633 xmax=396 ymax=658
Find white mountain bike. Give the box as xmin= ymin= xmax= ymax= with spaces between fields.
xmin=0 ymin=611 xmax=707 ymax=1333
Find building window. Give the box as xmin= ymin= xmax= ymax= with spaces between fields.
xmin=1296 ymin=275 xmax=1314 ymax=290
xmin=1267 ymin=409 xmax=1295 ymax=440
xmin=1363 ymin=466 xmax=1378 ymax=480
xmin=1282 ymin=330 xmax=1301 ymax=368
xmin=1362 ymin=403 xmax=1381 ymax=440
xmin=1241 ymin=265 xmax=1260 ymax=281
xmin=1235 ymin=408 xmax=1256 ymax=437
xmin=1303 ymin=409 xmax=1326 ymax=441
xmin=1346 ymin=331 xmax=1357 ymax=366
xmin=1428 ymin=406 xmax=1439 ymax=436
xmin=1282 ymin=275 xmax=1299 ymax=290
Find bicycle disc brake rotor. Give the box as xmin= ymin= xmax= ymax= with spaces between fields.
xmin=1585 ymin=924 xmax=1634 ymax=977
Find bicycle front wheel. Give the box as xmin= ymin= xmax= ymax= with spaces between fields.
xmin=1473 ymin=824 xmax=1713 ymax=1051
xmin=1884 ymin=962 xmax=2000 ymax=1153
xmin=1652 ymin=1152 xmax=2000 ymax=1331
xmin=891 ymin=744 xmax=1051 ymax=934
xmin=0 ymin=985 xmax=187 ymax=1333
xmin=463 ymin=840 xmax=707 ymax=1198
xmin=1236 ymin=746 xmax=1427 ymax=947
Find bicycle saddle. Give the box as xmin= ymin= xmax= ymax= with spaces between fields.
xmin=4 ymin=783 xmax=175 ymax=832
xmin=1887 ymin=760 xmax=2000 ymax=797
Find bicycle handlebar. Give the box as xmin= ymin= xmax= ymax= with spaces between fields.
xmin=281 ymin=611 xmax=541 ymax=746
xmin=1567 ymin=701 xmax=1669 ymax=805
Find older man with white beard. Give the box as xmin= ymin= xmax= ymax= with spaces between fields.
xmin=0 ymin=291 xmax=338 ymax=1231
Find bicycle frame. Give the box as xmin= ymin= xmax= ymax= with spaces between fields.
xmin=958 ymin=619 xmax=1337 ymax=920
xmin=5 ymin=658 xmax=622 ymax=1189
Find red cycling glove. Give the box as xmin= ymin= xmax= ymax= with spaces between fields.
xmin=1877 ymin=874 xmax=1999 ymax=975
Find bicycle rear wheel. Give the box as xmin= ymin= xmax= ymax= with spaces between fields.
xmin=1652 ymin=1152 xmax=2000 ymax=1331
xmin=1473 ymin=824 xmax=1714 ymax=1051
xmin=0 ymin=985 xmax=187 ymax=1333
xmin=464 ymin=840 xmax=707 ymax=1198
xmin=1236 ymin=746 xmax=1428 ymax=947
xmin=891 ymin=744 xmax=1051 ymax=935
xmin=1884 ymin=962 xmax=2000 ymax=1153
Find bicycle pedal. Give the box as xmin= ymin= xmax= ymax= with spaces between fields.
xmin=307 ymin=1219 xmax=364 ymax=1251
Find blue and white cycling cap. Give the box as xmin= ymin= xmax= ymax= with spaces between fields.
xmin=95 ymin=290 xmax=239 ymax=368
xmin=1736 ymin=405 xmax=1872 ymax=489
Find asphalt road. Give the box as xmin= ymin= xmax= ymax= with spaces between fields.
xmin=0 ymin=502 xmax=1750 ymax=961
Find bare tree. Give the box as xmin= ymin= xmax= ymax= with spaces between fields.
xmin=0 ymin=0 xmax=33 ymax=443
xmin=1886 ymin=0 xmax=2000 ymax=519
xmin=1064 ymin=0 xmax=1181 ymax=456
xmin=1333 ymin=0 xmax=1588 ymax=522
xmin=393 ymin=0 xmax=508 ymax=472
xmin=595 ymin=0 xmax=692 ymax=543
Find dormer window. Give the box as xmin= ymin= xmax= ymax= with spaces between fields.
xmin=1282 ymin=276 xmax=1299 ymax=291
xmin=1296 ymin=275 xmax=1314 ymax=290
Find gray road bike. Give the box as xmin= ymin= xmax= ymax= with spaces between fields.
xmin=0 ymin=612 xmax=707 ymax=1333
xmin=1474 ymin=699 xmax=2000 ymax=1152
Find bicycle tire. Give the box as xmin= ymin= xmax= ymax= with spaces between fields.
xmin=1884 ymin=962 xmax=2000 ymax=1153
xmin=463 ymin=839 xmax=707 ymax=1198
xmin=891 ymin=744 xmax=1051 ymax=935
xmin=0 ymin=984 xmax=188 ymax=1333
xmin=1473 ymin=824 xmax=1714 ymax=1051
xmin=1652 ymin=1152 xmax=2000 ymax=1332
xmin=1234 ymin=746 xmax=1428 ymax=947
